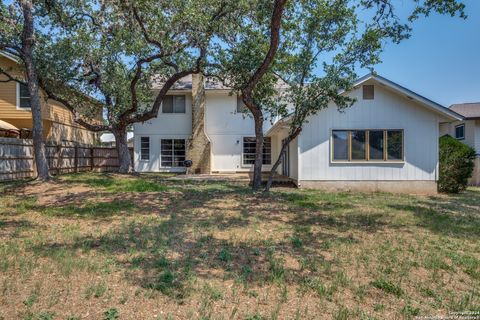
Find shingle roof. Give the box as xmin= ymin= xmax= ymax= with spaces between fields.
xmin=151 ymin=74 xmax=229 ymax=90
xmin=449 ymin=103 xmax=480 ymax=119
xmin=151 ymin=74 xmax=288 ymax=91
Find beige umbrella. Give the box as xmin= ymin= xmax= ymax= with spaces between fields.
xmin=0 ymin=120 xmax=19 ymax=131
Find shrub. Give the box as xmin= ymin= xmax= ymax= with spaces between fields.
xmin=439 ymin=135 xmax=476 ymax=193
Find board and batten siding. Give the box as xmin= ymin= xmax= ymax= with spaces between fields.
xmin=133 ymin=93 xmax=193 ymax=172
xmin=298 ymin=82 xmax=449 ymax=182
xmin=205 ymin=91 xmax=274 ymax=172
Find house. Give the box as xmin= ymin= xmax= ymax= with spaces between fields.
xmin=133 ymin=74 xmax=463 ymax=194
xmin=440 ymin=102 xmax=480 ymax=185
xmin=100 ymin=132 xmax=134 ymax=147
xmin=0 ymin=52 xmax=98 ymax=144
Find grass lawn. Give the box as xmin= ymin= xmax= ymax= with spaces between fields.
xmin=0 ymin=173 xmax=479 ymax=320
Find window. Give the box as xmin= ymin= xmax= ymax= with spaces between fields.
xmin=162 ymin=95 xmax=186 ymax=113
xmin=386 ymin=130 xmax=403 ymax=160
xmin=369 ymin=130 xmax=384 ymax=160
xmin=332 ymin=129 xmax=403 ymax=162
xmin=243 ymin=137 xmax=271 ymax=165
xmin=455 ymin=124 xmax=465 ymax=140
xmin=140 ymin=137 xmax=150 ymax=160
xmin=161 ymin=139 xmax=186 ymax=167
xmin=17 ymin=83 xmax=31 ymax=109
xmin=332 ymin=131 xmax=349 ymax=161
xmin=351 ymin=130 xmax=366 ymax=160
xmin=236 ymin=96 xmax=248 ymax=113
xmin=363 ymin=85 xmax=374 ymax=100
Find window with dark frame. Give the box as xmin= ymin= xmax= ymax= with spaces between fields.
xmin=140 ymin=137 xmax=150 ymax=161
xmin=243 ymin=137 xmax=271 ymax=165
xmin=362 ymin=85 xmax=374 ymax=100
xmin=162 ymin=95 xmax=186 ymax=113
xmin=332 ymin=129 xmax=403 ymax=162
xmin=18 ymin=83 xmax=31 ymax=109
xmin=455 ymin=124 xmax=465 ymax=140
xmin=161 ymin=139 xmax=186 ymax=167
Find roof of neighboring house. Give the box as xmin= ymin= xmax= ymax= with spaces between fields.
xmin=449 ymin=103 xmax=480 ymax=119
xmin=266 ymin=73 xmax=464 ymax=136
xmin=0 ymin=51 xmax=19 ymax=63
xmin=100 ymin=132 xmax=134 ymax=144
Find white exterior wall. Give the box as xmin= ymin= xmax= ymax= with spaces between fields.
xmin=133 ymin=93 xmax=192 ymax=172
xmin=298 ymin=82 xmax=448 ymax=182
xmin=474 ymin=120 xmax=480 ymax=155
xmin=440 ymin=119 xmax=478 ymax=154
xmin=205 ymin=91 xmax=274 ymax=172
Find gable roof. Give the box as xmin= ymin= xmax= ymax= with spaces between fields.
xmin=449 ymin=103 xmax=480 ymax=119
xmin=266 ymin=74 xmax=464 ymax=136
xmin=354 ymin=74 xmax=464 ymax=121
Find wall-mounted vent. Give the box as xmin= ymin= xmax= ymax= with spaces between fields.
xmin=363 ymin=85 xmax=374 ymax=100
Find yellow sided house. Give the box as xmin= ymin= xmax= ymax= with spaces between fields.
xmin=0 ymin=52 xmax=98 ymax=144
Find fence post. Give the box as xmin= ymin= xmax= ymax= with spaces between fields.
xmin=90 ymin=147 xmax=94 ymax=171
xmin=31 ymin=140 xmax=37 ymax=179
xmin=74 ymin=145 xmax=78 ymax=173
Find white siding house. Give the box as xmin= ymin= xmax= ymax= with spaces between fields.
xmin=440 ymin=103 xmax=480 ymax=185
xmin=134 ymin=74 xmax=463 ymax=194
xmin=205 ymin=91 xmax=275 ymax=172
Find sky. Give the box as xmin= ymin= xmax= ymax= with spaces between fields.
xmin=362 ymin=0 xmax=480 ymax=107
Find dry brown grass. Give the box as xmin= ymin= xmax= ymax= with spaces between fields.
xmin=0 ymin=173 xmax=479 ymax=320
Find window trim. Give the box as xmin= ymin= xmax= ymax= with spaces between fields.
xmin=160 ymin=138 xmax=186 ymax=168
xmin=162 ymin=95 xmax=186 ymax=114
xmin=455 ymin=124 xmax=465 ymax=140
xmin=241 ymin=136 xmax=272 ymax=167
xmin=16 ymin=82 xmax=31 ymax=110
xmin=139 ymin=136 xmax=150 ymax=161
xmin=330 ymin=129 xmax=404 ymax=163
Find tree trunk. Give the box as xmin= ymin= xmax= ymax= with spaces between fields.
xmin=21 ymin=0 xmax=50 ymax=181
xmin=252 ymin=111 xmax=264 ymax=190
xmin=264 ymin=128 xmax=301 ymax=192
xmin=112 ymin=126 xmax=132 ymax=173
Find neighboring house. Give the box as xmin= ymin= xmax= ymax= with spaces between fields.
xmin=440 ymin=102 xmax=480 ymax=185
xmin=133 ymin=74 xmax=463 ymax=194
xmin=100 ymin=132 xmax=134 ymax=147
xmin=0 ymin=52 xmax=98 ymax=144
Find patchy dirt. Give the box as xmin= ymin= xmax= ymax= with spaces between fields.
xmin=0 ymin=173 xmax=479 ymax=319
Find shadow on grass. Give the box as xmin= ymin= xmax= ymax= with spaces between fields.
xmin=26 ymin=182 xmax=377 ymax=300
xmin=14 ymin=174 xmax=480 ymax=301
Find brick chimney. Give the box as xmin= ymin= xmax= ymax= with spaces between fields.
xmin=187 ymin=73 xmax=211 ymax=174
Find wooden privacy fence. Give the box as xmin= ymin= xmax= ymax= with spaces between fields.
xmin=470 ymin=157 xmax=480 ymax=186
xmin=0 ymin=137 xmax=133 ymax=182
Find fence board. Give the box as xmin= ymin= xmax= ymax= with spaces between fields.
xmin=469 ymin=157 xmax=480 ymax=186
xmin=0 ymin=137 xmax=133 ymax=181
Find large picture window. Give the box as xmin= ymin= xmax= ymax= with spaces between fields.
xmin=243 ymin=137 xmax=271 ymax=165
xmin=162 ymin=95 xmax=186 ymax=113
xmin=140 ymin=137 xmax=150 ymax=161
xmin=161 ymin=139 xmax=186 ymax=167
xmin=17 ymin=83 xmax=31 ymax=109
xmin=332 ymin=129 xmax=403 ymax=162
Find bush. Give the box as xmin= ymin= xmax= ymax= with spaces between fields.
xmin=439 ymin=135 xmax=476 ymax=193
